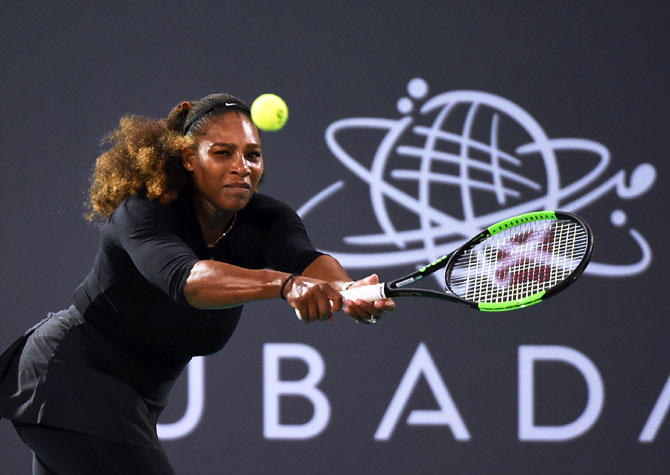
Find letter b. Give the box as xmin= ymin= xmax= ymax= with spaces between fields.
xmin=263 ymin=343 xmax=331 ymax=439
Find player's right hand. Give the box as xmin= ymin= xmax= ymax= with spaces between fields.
xmin=283 ymin=276 xmax=343 ymax=323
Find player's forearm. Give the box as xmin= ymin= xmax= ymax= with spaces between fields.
xmin=300 ymin=255 xmax=351 ymax=288
xmin=184 ymin=260 xmax=288 ymax=309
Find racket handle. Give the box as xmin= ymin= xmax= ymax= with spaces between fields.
xmin=294 ymin=283 xmax=387 ymax=320
xmin=341 ymin=283 xmax=386 ymax=301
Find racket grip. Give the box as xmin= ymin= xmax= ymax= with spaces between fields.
xmin=294 ymin=283 xmax=387 ymax=321
xmin=341 ymin=283 xmax=386 ymax=301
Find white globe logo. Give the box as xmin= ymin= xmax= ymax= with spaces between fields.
xmin=300 ymin=78 xmax=655 ymax=278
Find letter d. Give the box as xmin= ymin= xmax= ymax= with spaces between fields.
xmin=519 ymin=345 xmax=604 ymax=441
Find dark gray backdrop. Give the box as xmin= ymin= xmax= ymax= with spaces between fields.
xmin=1 ymin=1 xmax=669 ymax=473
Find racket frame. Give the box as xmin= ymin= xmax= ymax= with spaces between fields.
xmin=382 ymin=210 xmax=593 ymax=312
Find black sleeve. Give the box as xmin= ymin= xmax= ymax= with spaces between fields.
xmin=109 ymin=195 xmax=201 ymax=305
xmin=257 ymin=197 xmax=324 ymax=274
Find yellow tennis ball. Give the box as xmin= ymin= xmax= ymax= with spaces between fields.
xmin=250 ymin=94 xmax=289 ymax=132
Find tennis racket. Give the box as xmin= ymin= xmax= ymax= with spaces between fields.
xmin=296 ymin=210 xmax=593 ymax=321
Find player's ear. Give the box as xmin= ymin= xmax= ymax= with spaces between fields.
xmin=182 ymin=150 xmax=195 ymax=172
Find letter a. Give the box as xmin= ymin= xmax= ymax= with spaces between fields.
xmin=374 ymin=342 xmax=470 ymax=441
xmin=263 ymin=343 xmax=331 ymax=439
xmin=639 ymin=372 xmax=670 ymax=443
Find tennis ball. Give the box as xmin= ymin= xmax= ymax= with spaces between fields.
xmin=250 ymin=94 xmax=289 ymax=132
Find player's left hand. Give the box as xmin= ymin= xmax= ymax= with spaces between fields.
xmin=343 ymin=274 xmax=395 ymax=324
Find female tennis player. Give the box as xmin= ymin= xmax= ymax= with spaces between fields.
xmin=0 ymin=93 xmax=394 ymax=474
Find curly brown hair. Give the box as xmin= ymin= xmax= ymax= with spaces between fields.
xmin=87 ymin=93 xmax=251 ymax=220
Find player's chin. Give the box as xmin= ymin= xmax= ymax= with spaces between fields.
xmin=220 ymin=191 xmax=253 ymax=211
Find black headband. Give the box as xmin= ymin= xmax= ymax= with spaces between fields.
xmin=182 ymin=101 xmax=248 ymax=135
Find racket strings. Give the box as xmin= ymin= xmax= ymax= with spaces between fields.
xmin=453 ymin=219 xmax=588 ymax=303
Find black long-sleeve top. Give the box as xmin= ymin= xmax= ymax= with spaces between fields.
xmin=75 ymin=190 xmax=321 ymax=359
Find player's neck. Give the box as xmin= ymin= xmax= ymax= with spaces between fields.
xmin=190 ymin=193 xmax=235 ymax=244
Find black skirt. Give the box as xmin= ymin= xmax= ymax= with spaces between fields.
xmin=0 ymin=306 xmax=183 ymax=449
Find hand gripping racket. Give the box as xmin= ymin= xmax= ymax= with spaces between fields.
xmin=296 ymin=210 xmax=593 ymax=320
